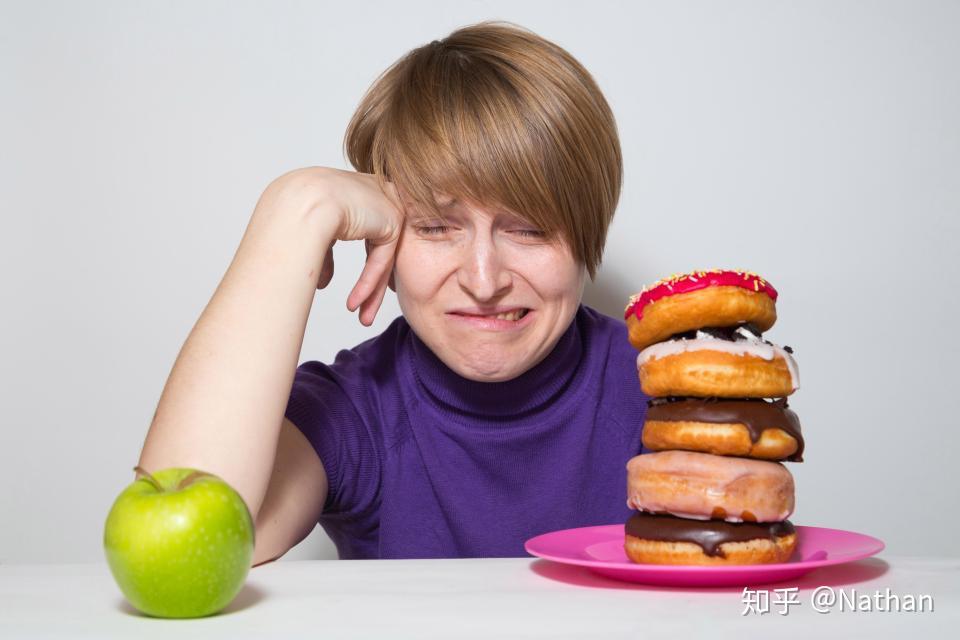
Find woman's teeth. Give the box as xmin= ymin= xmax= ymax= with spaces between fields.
xmin=492 ymin=309 xmax=527 ymax=321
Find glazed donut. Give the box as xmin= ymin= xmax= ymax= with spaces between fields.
xmin=625 ymin=270 xmax=778 ymax=352
xmin=626 ymin=450 xmax=795 ymax=523
xmin=624 ymin=512 xmax=797 ymax=565
xmin=642 ymin=398 xmax=804 ymax=461
xmin=636 ymin=325 xmax=799 ymax=398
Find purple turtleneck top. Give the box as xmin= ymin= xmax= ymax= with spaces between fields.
xmin=283 ymin=304 xmax=650 ymax=559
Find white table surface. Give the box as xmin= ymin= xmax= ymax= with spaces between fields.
xmin=1 ymin=556 xmax=957 ymax=639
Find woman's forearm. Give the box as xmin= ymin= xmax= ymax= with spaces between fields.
xmin=137 ymin=183 xmax=337 ymax=522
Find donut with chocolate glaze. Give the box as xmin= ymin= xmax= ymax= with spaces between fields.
xmin=636 ymin=326 xmax=799 ymax=398
xmin=624 ymin=512 xmax=797 ymax=565
xmin=626 ymin=450 xmax=795 ymax=523
xmin=642 ymin=398 xmax=804 ymax=461
xmin=625 ymin=270 xmax=777 ymax=352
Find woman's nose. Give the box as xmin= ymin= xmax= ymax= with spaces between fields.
xmin=456 ymin=236 xmax=512 ymax=301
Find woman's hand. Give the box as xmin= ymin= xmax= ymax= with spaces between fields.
xmin=260 ymin=167 xmax=406 ymax=326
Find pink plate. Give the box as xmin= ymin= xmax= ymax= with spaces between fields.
xmin=525 ymin=524 xmax=884 ymax=587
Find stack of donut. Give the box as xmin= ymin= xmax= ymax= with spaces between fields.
xmin=622 ymin=269 xmax=804 ymax=565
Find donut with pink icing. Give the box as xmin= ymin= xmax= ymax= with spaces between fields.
xmin=626 ymin=450 xmax=795 ymax=523
xmin=624 ymin=269 xmax=778 ymax=352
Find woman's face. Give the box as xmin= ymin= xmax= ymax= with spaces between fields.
xmin=392 ymin=194 xmax=586 ymax=382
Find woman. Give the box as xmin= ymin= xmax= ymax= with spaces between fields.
xmin=137 ymin=21 xmax=649 ymax=564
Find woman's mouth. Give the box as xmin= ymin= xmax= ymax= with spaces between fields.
xmin=447 ymin=308 xmax=533 ymax=329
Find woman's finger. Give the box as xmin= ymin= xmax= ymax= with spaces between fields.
xmin=346 ymin=232 xmax=399 ymax=314
xmin=358 ymin=270 xmax=391 ymax=326
xmin=346 ymin=256 xmax=379 ymax=312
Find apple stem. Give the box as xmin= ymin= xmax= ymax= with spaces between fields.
xmin=176 ymin=470 xmax=211 ymax=491
xmin=132 ymin=465 xmax=164 ymax=492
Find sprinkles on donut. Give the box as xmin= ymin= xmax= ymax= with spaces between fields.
xmin=625 ymin=269 xmax=778 ymax=317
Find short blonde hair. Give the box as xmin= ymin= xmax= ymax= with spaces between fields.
xmin=344 ymin=21 xmax=622 ymax=279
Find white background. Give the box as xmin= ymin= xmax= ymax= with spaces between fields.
xmin=1 ymin=0 xmax=957 ymax=563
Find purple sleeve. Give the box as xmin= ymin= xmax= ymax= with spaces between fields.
xmin=283 ymin=359 xmax=381 ymax=519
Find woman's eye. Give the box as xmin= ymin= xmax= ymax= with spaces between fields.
xmin=512 ymin=229 xmax=546 ymax=238
xmin=416 ymin=225 xmax=450 ymax=235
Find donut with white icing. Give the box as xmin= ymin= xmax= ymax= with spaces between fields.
xmin=625 ymin=270 xmax=777 ymax=352
xmin=636 ymin=324 xmax=799 ymax=397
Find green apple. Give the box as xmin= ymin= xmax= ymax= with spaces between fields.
xmin=103 ymin=466 xmax=255 ymax=618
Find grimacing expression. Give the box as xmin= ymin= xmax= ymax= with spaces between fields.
xmin=392 ymin=195 xmax=586 ymax=382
